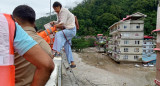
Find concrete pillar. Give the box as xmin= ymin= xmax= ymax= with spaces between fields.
xmin=154 ymin=1 xmax=160 ymax=85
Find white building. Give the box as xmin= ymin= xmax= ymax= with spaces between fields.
xmin=108 ymin=12 xmax=147 ymax=62
xmin=142 ymin=36 xmax=156 ymax=63
xmin=143 ymin=36 xmax=155 ymax=54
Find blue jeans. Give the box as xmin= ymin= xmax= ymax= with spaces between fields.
xmin=53 ymin=27 xmax=76 ymax=64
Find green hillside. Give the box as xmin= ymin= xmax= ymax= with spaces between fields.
xmin=36 ymin=0 xmax=158 ymax=36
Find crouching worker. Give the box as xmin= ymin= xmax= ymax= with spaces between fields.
xmin=50 ymin=1 xmax=76 ymax=68
xmin=12 ymin=5 xmax=54 ymax=86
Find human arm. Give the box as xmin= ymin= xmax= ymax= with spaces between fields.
xmin=55 ymin=23 xmax=64 ymax=29
xmin=50 ymin=21 xmax=58 ymax=26
xmin=75 ymin=16 xmax=79 ymax=30
xmin=23 ymin=44 xmax=54 ymax=86
xmin=50 ymin=15 xmax=59 ymax=26
xmin=14 ymin=23 xmax=54 ymax=86
xmin=37 ymin=26 xmax=56 ymax=38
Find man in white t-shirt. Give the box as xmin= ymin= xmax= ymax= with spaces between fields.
xmin=50 ymin=1 xmax=76 ymax=68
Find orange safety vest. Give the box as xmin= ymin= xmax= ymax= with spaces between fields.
xmin=0 ymin=13 xmax=16 ymax=86
xmin=37 ymin=26 xmax=56 ymax=49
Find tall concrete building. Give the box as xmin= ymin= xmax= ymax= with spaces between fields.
xmin=142 ymin=36 xmax=156 ymax=64
xmin=108 ymin=12 xmax=147 ymax=62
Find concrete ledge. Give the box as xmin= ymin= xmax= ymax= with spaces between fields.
xmin=45 ymin=57 xmax=62 ymax=86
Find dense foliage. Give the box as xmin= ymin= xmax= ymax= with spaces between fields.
xmin=36 ymin=0 xmax=158 ymax=36
xmin=71 ymin=37 xmax=96 ymax=52
xmin=87 ymin=38 xmax=96 ymax=47
xmin=36 ymin=15 xmax=57 ymax=30
xmin=72 ymin=37 xmax=89 ymax=52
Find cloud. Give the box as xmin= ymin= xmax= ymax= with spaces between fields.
xmin=0 ymin=0 xmax=83 ymax=19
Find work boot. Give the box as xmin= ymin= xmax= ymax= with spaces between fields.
xmin=70 ymin=61 xmax=76 ymax=68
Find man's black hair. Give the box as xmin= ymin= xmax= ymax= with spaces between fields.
xmin=12 ymin=5 xmax=36 ymax=24
xmin=53 ymin=1 xmax=62 ymax=8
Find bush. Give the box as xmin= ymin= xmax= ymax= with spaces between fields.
xmin=87 ymin=38 xmax=96 ymax=47
xmin=72 ymin=37 xmax=89 ymax=52
xmin=95 ymin=42 xmax=106 ymax=45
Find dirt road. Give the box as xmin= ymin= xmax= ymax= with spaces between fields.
xmin=63 ymin=47 xmax=156 ymax=86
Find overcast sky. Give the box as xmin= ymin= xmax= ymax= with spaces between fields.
xmin=0 ymin=0 xmax=83 ymax=19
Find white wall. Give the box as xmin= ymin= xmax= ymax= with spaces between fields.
xmin=119 ymin=55 xmax=142 ymax=61
xmin=120 ymin=47 xmax=143 ymax=54
xmin=121 ymin=32 xmax=144 ymax=39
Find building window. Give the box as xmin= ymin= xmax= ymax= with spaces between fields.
xmin=124 ymin=48 xmax=128 ymax=52
xmin=118 ymin=55 xmax=120 ymax=58
xmin=143 ymin=50 xmax=146 ymax=53
xmin=119 ymin=34 xmax=121 ymax=38
xmin=124 ymin=26 xmax=127 ymax=29
xmin=134 ymin=48 xmax=139 ymax=52
xmin=134 ymin=56 xmax=139 ymax=60
xmin=144 ymin=42 xmax=146 ymax=44
xmin=124 ymin=40 xmax=129 ymax=44
xmin=110 ymin=29 xmax=113 ymax=33
xmin=135 ymin=41 xmax=140 ymax=44
xmin=143 ymin=46 xmax=146 ymax=48
xmin=118 ymin=26 xmax=120 ymax=29
xmin=149 ymin=46 xmax=152 ymax=48
xmin=136 ymin=26 xmax=140 ymax=29
xmin=123 ymin=55 xmax=128 ymax=60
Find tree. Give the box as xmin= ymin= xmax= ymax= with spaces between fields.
xmin=36 ymin=0 xmax=158 ymax=36
xmin=96 ymin=13 xmax=119 ymax=31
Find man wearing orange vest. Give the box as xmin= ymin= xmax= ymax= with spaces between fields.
xmin=0 ymin=13 xmax=54 ymax=86
xmin=12 ymin=5 xmax=55 ymax=86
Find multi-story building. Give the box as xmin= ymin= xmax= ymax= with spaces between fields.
xmin=108 ymin=12 xmax=147 ymax=62
xmin=142 ymin=36 xmax=156 ymax=64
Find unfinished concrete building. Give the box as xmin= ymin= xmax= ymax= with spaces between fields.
xmin=108 ymin=12 xmax=147 ymax=62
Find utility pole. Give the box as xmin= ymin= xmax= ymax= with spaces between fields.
xmin=50 ymin=0 xmax=51 ymax=20
xmin=154 ymin=0 xmax=160 ymax=85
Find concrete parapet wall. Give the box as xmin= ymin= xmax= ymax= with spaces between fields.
xmin=45 ymin=57 xmax=62 ymax=86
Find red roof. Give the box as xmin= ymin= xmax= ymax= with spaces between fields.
xmin=151 ymin=29 xmax=160 ymax=33
xmin=97 ymin=34 xmax=103 ymax=36
xmin=122 ymin=16 xmax=131 ymax=21
xmin=153 ymin=48 xmax=160 ymax=51
xmin=144 ymin=35 xmax=153 ymax=39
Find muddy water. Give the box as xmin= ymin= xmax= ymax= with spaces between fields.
xmin=73 ymin=47 xmax=156 ymax=86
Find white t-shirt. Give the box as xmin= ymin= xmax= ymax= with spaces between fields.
xmin=54 ymin=8 xmax=75 ymax=29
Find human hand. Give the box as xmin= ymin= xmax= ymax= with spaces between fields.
xmin=55 ymin=24 xmax=65 ymax=30
xmin=50 ymin=21 xmax=54 ymax=26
